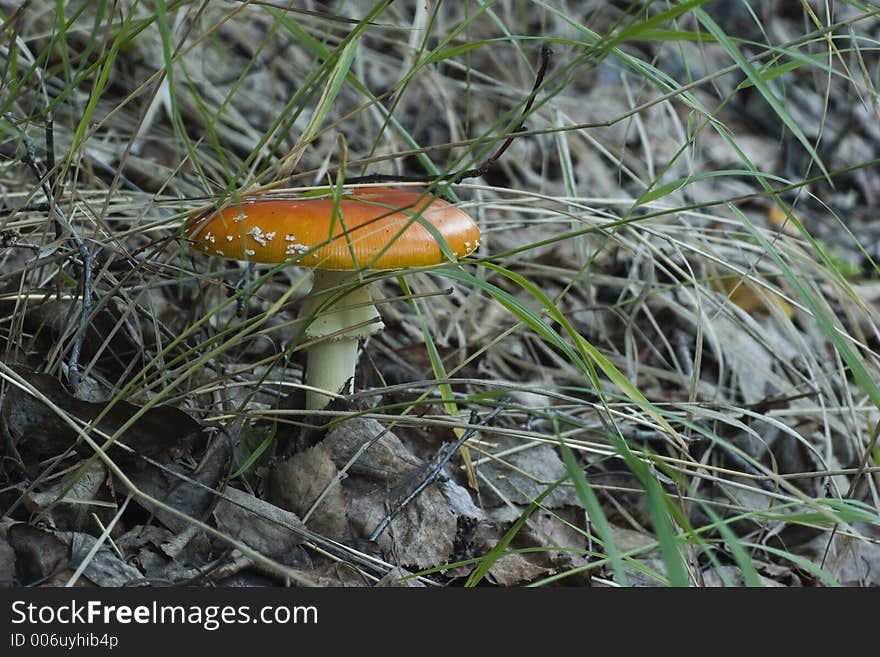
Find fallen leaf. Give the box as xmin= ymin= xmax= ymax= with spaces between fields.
xmin=0 ymin=536 xmax=16 ymax=586
xmin=464 ymin=521 xmax=554 ymax=586
xmin=126 ymin=432 xmax=232 ymax=532
xmin=6 ymin=524 xmax=68 ymax=584
xmin=3 ymin=370 xmax=200 ymax=466
xmin=814 ymin=532 xmax=880 ymax=587
xmin=322 ymin=417 xmax=423 ymax=483
xmin=375 ymin=566 xmax=425 ymax=587
xmin=213 ymin=486 xmax=306 ymax=559
xmin=307 ymin=561 xmax=369 ymax=587
xmin=22 ymin=461 xmax=109 ymax=533
xmin=69 ymin=532 xmax=145 ymax=586
xmin=488 ymin=553 xmax=553 ymax=586
xmin=716 ymin=275 xmax=794 ymax=319
xmin=348 ymin=477 xmax=456 ymax=569
xmin=116 ymin=524 xmax=174 ymax=554
xmin=478 ymin=441 xmax=579 ymax=509
xmin=768 ymin=205 xmax=801 ymax=236
xmin=269 ymin=442 xmax=349 ymax=539
xmin=701 ymin=564 xmax=785 ymax=587
xmin=703 ymin=313 xmax=797 ymax=404
xmin=440 ymin=479 xmax=483 ymax=521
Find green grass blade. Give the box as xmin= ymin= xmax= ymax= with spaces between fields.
xmin=694 ymin=8 xmax=830 ymax=180
xmin=464 ymin=479 xmax=563 ymax=587
xmin=558 ymin=432 xmax=629 ymax=586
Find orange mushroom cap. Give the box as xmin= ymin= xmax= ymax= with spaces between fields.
xmin=185 ymin=187 xmax=481 ymax=271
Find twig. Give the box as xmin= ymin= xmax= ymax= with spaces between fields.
xmin=44 ymin=114 xmax=62 ymax=241
xmin=235 ymin=262 xmax=256 ymax=318
xmin=0 ymin=201 xmax=52 ymax=215
xmin=369 ymin=401 xmax=508 ymax=541
xmin=302 ymin=419 xmax=397 ymax=525
xmin=18 ymin=126 xmax=94 ymax=386
xmin=819 ymin=417 xmax=880 ymax=570
xmin=343 ymin=45 xmax=553 ymax=187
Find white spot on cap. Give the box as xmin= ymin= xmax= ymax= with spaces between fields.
xmin=285 ymin=234 xmax=297 ymax=242
xmin=215 ymin=249 xmax=225 ymax=256
xmin=285 ymin=243 xmax=309 ymax=255
xmin=234 ymin=212 xmax=248 ymax=223
xmin=226 ymin=235 xmax=233 ymax=242
xmin=247 ymin=226 xmax=268 ymax=247
xmin=206 ymin=232 xmax=215 ymax=244
xmin=265 ymin=231 xmax=276 ymax=241
xmin=244 ymin=249 xmax=255 ymax=256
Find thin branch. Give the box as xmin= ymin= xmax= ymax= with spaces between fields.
xmin=343 ymin=45 xmax=553 ymax=187
xmin=17 ymin=126 xmax=94 ymax=386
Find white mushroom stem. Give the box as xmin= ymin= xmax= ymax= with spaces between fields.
xmin=301 ymin=269 xmax=384 ymax=410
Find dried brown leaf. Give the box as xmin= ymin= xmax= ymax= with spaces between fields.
xmin=126 ymin=432 xmax=232 ymax=532
xmin=701 ymin=565 xmax=785 ymax=587
xmin=322 ymin=417 xmax=423 ymax=483
xmin=479 ymin=441 xmax=578 ymax=509
xmin=348 ymin=478 xmax=455 ymax=569
xmin=374 ymin=566 xmax=425 ymax=587
xmin=69 ymin=532 xmax=145 ymax=587
xmin=464 ymin=521 xmax=555 ymax=586
xmin=3 ymin=370 xmax=200 ymax=465
xmin=22 ymin=461 xmax=109 ymax=532
xmin=6 ymin=524 xmax=68 ymax=584
xmin=116 ymin=524 xmax=174 ymax=554
xmin=440 ymin=479 xmax=483 ymax=521
xmin=269 ymin=442 xmax=348 ymax=539
xmin=307 ymin=561 xmax=370 ymax=587
xmin=0 ymin=536 xmax=16 ymax=587
xmin=488 ymin=553 xmax=553 ymax=586
xmin=213 ymin=486 xmax=306 ymax=559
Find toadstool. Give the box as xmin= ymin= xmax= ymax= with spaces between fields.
xmin=185 ymin=186 xmax=481 ymax=410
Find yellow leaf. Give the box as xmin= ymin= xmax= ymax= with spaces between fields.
xmin=768 ymin=205 xmax=800 ymax=236
xmin=717 ymin=276 xmax=794 ymax=319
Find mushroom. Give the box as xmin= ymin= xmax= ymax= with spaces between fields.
xmin=185 ymin=186 xmax=481 ymax=410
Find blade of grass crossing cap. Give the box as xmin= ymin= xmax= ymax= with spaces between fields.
xmin=398 ymin=275 xmax=479 ymax=494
